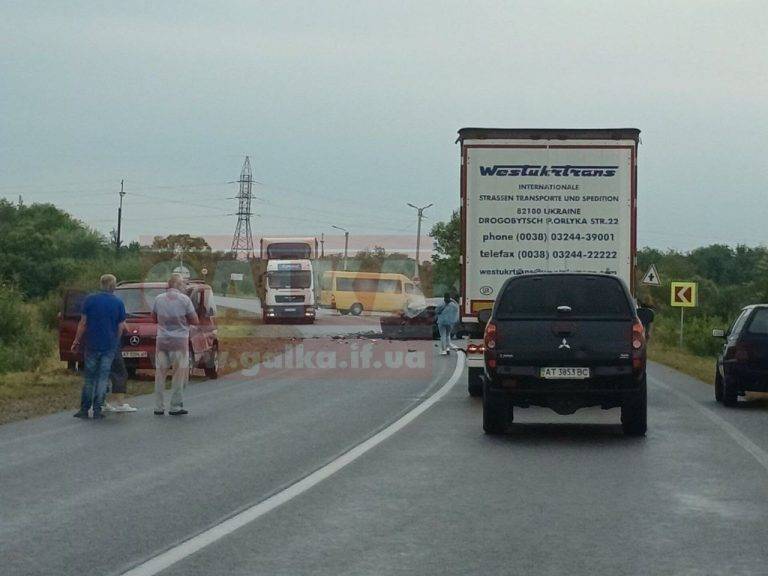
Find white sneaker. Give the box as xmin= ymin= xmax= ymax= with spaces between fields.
xmin=440 ymin=350 xmax=449 ymax=355
xmin=103 ymin=403 xmax=116 ymax=412
xmin=449 ymin=344 xmax=460 ymax=350
xmin=113 ymin=403 xmax=138 ymax=413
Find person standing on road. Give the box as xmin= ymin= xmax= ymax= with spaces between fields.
xmin=71 ymin=274 xmax=127 ymax=420
xmin=435 ymin=292 xmax=459 ymax=355
xmin=152 ymin=273 xmax=199 ymax=416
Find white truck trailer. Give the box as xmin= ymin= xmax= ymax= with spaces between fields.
xmin=458 ymin=128 xmax=640 ymax=396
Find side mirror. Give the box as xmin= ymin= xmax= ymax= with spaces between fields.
xmin=712 ymin=329 xmax=726 ymax=338
xmin=477 ymin=308 xmax=492 ymax=325
xmin=637 ymin=307 xmax=655 ymax=327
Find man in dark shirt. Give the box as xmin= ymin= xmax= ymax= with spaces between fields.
xmin=71 ymin=274 xmax=127 ymax=420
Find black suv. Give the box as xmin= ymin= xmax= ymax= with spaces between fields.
xmin=713 ymin=305 xmax=768 ymax=406
xmin=482 ymin=273 xmax=650 ymax=436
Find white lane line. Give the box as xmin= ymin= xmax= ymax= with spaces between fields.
xmin=649 ymin=375 xmax=768 ymax=475
xmin=120 ymin=353 xmax=466 ymax=576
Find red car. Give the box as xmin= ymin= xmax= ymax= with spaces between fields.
xmin=59 ymin=280 xmax=220 ymax=379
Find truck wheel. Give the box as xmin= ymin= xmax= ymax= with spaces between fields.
xmin=483 ymin=378 xmax=510 ymax=434
xmin=468 ymin=367 xmax=483 ymax=397
xmin=204 ymin=345 xmax=219 ymax=379
xmin=722 ymin=373 xmax=739 ymax=407
xmin=714 ymin=369 xmax=723 ymax=402
xmin=621 ymin=376 xmax=647 ymax=436
xmin=350 ymin=303 xmax=363 ymax=316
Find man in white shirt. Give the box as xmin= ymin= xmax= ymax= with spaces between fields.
xmin=152 ymin=273 xmax=199 ymax=415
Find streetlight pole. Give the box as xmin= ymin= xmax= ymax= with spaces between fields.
xmin=407 ymin=202 xmax=432 ymax=279
xmin=332 ymin=225 xmax=349 ymax=271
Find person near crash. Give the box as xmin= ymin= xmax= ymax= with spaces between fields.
xmin=435 ymin=292 xmax=459 ymax=355
xmin=152 ymin=273 xmax=199 ymax=416
xmin=71 ymin=274 xmax=127 ymax=420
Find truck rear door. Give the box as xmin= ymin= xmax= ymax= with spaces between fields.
xmin=493 ymin=275 xmax=634 ymax=368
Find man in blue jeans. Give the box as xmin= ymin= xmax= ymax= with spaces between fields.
xmin=71 ymin=274 xmax=126 ymax=420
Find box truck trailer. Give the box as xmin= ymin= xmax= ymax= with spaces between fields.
xmin=458 ymin=128 xmax=640 ymax=396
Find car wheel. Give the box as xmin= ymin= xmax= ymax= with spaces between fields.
xmin=714 ymin=368 xmax=723 ymax=402
xmin=126 ymin=366 xmax=138 ymax=379
xmin=483 ymin=378 xmax=510 ymax=434
xmin=468 ymin=367 xmax=483 ymax=397
xmin=722 ymin=372 xmax=739 ymax=407
xmin=350 ymin=303 xmax=363 ymax=316
xmin=339 ymin=309 xmax=349 ymax=316
xmin=204 ymin=345 xmax=219 ymax=379
xmin=621 ymin=376 xmax=647 ymax=436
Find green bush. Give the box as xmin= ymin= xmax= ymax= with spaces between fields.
xmin=0 ymin=285 xmax=53 ymax=373
xmin=649 ymin=311 xmax=725 ymax=358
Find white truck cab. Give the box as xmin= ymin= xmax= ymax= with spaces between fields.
xmin=263 ymin=259 xmax=316 ymax=324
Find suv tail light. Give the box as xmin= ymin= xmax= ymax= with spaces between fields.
xmin=632 ymin=318 xmax=645 ymax=350
xmin=733 ymin=342 xmax=751 ymax=363
xmin=631 ymin=318 xmax=646 ymax=372
xmin=484 ymin=321 xmax=497 ymax=350
xmin=484 ymin=321 xmax=497 ymax=369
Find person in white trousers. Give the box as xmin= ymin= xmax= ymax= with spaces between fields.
xmin=152 ymin=273 xmax=199 ymax=415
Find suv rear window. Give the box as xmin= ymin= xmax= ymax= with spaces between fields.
xmin=747 ymin=308 xmax=768 ymax=334
xmin=496 ymin=275 xmax=632 ymax=320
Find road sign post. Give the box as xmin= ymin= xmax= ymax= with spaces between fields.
xmin=670 ymin=281 xmax=698 ymax=348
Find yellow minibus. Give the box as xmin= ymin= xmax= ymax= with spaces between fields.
xmin=320 ymin=271 xmax=418 ymax=315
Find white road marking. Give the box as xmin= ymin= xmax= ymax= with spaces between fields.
xmin=120 ymin=352 xmax=466 ymax=576
xmin=649 ymin=375 xmax=768 ymax=474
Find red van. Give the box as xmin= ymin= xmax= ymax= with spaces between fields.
xmin=59 ymin=280 xmax=220 ymax=379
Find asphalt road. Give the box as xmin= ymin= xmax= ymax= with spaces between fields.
xmin=2 ymin=317 xmax=768 ymax=575
xmin=216 ymin=296 xmax=384 ymax=339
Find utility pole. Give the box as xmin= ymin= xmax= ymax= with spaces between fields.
xmin=332 ymin=225 xmax=349 ymax=271
xmin=320 ymin=233 xmax=325 ymax=258
xmin=116 ymin=179 xmax=125 ymax=254
xmin=407 ymin=202 xmax=432 ymax=279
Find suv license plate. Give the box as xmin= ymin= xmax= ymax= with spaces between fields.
xmin=122 ymin=351 xmax=148 ymax=358
xmin=284 ymin=308 xmax=296 ymax=312
xmin=540 ymin=367 xmax=590 ymax=379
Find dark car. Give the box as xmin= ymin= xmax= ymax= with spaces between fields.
xmin=379 ymin=298 xmax=442 ymax=340
xmin=482 ymin=273 xmax=650 ymax=436
xmin=713 ymin=305 xmax=768 ymax=406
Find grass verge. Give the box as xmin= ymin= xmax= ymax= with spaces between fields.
xmin=0 ymin=329 xmax=291 ymax=426
xmin=647 ymin=341 xmax=715 ymax=385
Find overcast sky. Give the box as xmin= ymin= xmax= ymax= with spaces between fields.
xmin=2 ymin=1 xmax=766 ymax=252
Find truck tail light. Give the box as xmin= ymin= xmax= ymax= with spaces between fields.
xmin=467 ymin=343 xmax=485 ymax=355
